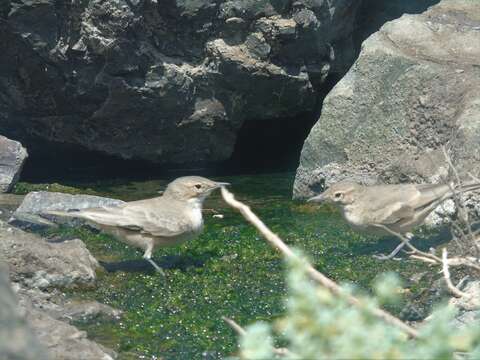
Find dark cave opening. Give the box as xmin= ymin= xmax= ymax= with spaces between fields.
xmin=220 ymin=111 xmax=318 ymax=175
xmin=20 ymin=72 xmax=337 ymax=183
xmin=354 ymin=0 xmax=441 ymax=50
xmin=20 ymin=109 xmax=320 ymax=183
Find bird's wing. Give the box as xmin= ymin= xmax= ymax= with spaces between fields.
xmin=366 ymin=183 xmax=451 ymax=225
xmin=380 ymin=203 xmax=416 ymax=225
xmin=71 ymin=202 xmax=191 ymax=238
xmin=413 ymin=183 xmax=452 ymax=209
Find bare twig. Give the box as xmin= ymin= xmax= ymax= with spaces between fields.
xmin=468 ymin=172 xmax=480 ymax=184
xmin=410 ymin=254 xmax=437 ymax=264
xmin=374 ymin=224 xmax=442 ymax=263
xmin=222 ymin=316 xmax=246 ymax=336
xmin=222 ymin=317 xmax=293 ymax=357
xmin=442 ymin=248 xmax=471 ymax=299
xmin=377 ymin=225 xmax=480 ymax=272
xmin=220 ymin=187 xmax=419 ymax=338
xmin=442 ymin=147 xmax=480 ymax=258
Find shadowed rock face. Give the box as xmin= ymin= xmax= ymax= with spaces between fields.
xmin=294 ymin=0 xmax=480 ymax=199
xmin=0 ymin=0 xmax=360 ymax=164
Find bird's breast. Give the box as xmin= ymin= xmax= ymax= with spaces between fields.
xmin=186 ymin=206 xmax=204 ymax=233
xmin=342 ymin=206 xmax=364 ymax=226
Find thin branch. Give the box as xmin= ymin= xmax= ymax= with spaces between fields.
xmin=468 ymin=172 xmax=480 ymax=183
xmin=220 ymin=187 xmax=419 ymax=339
xmin=442 ymin=147 xmax=480 ymax=257
xmin=376 ymin=225 xmax=480 ymax=272
xmin=410 ymin=255 xmax=437 ymax=264
xmin=222 ymin=316 xmax=246 ymax=336
xmin=442 ymin=248 xmax=471 ymax=299
xmin=222 ymin=317 xmax=293 ymax=357
xmin=374 ymin=224 xmax=442 ymax=263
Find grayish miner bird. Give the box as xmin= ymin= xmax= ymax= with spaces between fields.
xmin=308 ymin=181 xmax=480 ymax=259
xmin=47 ymin=176 xmax=229 ymax=273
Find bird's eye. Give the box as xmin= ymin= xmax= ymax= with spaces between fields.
xmin=195 ymin=184 xmax=202 ymax=189
xmin=334 ymin=192 xmax=342 ymax=198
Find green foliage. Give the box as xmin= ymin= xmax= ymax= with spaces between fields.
xmin=239 ymin=254 xmax=480 ymax=359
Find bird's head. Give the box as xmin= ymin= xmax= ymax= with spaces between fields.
xmin=308 ymin=181 xmax=360 ymax=206
xmin=164 ymin=176 xmax=230 ymax=202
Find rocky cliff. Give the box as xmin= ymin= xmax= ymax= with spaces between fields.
xmin=1 ymin=0 xmax=361 ymax=165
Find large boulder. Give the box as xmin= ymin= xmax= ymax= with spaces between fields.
xmin=294 ymin=0 xmax=480 ymax=199
xmin=0 ymin=135 xmax=28 ymax=193
xmin=0 ymin=0 xmax=360 ymax=164
xmin=0 ymin=262 xmax=49 ymax=360
xmin=0 ymin=220 xmax=98 ymax=289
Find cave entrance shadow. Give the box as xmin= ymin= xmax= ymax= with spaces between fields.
xmin=354 ymin=0 xmax=441 ymax=51
xmin=99 ymin=252 xmax=216 ymax=273
xmin=350 ymin=227 xmax=452 ymax=258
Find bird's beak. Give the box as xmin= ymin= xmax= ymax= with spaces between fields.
xmin=215 ymin=182 xmax=231 ymax=188
xmin=308 ymin=193 xmax=325 ymax=203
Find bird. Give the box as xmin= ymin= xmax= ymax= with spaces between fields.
xmin=45 ymin=176 xmax=230 ymax=273
xmin=308 ymin=181 xmax=480 ymax=259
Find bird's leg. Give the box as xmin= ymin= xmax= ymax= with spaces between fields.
xmin=373 ymin=233 xmax=414 ymax=261
xmin=143 ymin=245 xmax=165 ymax=276
xmin=146 ymin=258 xmax=166 ymax=276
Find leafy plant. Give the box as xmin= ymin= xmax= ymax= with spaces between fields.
xmin=238 ymin=253 xmax=480 ymax=359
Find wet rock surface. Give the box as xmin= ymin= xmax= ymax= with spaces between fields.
xmin=294 ymin=0 xmax=480 ymax=199
xmin=0 ymin=135 xmax=28 ymax=193
xmin=0 ymin=0 xmax=360 ymax=164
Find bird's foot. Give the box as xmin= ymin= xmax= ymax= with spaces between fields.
xmin=145 ymin=258 xmax=166 ymax=276
xmin=373 ymin=239 xmax=409 ymax=261
xmin=372 ymin=253 xmax=402 ymax=261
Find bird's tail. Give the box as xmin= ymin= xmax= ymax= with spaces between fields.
xmin=43 ymin=209 xmax=84 ymax=218
xmin=456 ymin=181 xmax=480 ymax=194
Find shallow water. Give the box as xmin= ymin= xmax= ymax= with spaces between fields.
xmin=18 ymin=173 xmax=443 ymax=359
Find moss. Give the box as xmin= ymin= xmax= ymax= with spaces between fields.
xmin=13 ymin=182 xmax=102 ymax=196
xmin=37 ymin=173 xmax=439 ymax=359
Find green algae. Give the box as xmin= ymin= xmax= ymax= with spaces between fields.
xmin=32 ymin=173 xmax=442 ymax=359
xmin=13 ymin=182 xmax=102 ymax=197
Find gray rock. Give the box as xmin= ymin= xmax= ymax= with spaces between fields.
xmin=294 ymin=0 xmax=480 ymax=200
xmin=449 ymin=280 xmax=480 ymax=333
xmin=0 ymin=220 xmax=98 ymax=289
xmin=450 ymin=280 xmax=480 ymax=311
xmin=10 ymin=191 xmax=124 ymax=230
xmin=0 ymin=261 xmax=49 ymax=360
xmin=0 ymin=193 xmax=24 ymax=222
xmin=0 ymin=135 xmax=28 ymax=193
xmin=14 ymin=285 xmax=123 ymax=324
xmin=0 ymin=0 xmax=360 ymax=164
xmin=26 ymin=307 xmax=116 ymax=360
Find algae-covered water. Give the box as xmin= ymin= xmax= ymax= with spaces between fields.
xmin=16 ymin=173 xmax=440 ymax=359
